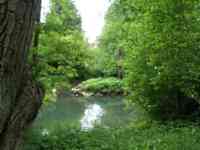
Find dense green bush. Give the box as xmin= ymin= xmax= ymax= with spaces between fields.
xmin=77 ymin=77 xmax=124 ymax=95
xmin=100 ymin=0 xmax=200 ymax=116
xmin=24 ymin=122 xmax=200 ymax=150
xmin=86 ymin=47 xmax=109 ymax=77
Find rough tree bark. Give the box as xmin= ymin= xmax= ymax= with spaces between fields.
xmin=0 ymin=0 xmax=44 ymax=150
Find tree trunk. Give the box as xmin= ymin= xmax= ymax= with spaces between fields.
xmin=0 ymin=1 xmax=44 ymax=150
xmin=117 ymin=48 xmax=124 ymax=79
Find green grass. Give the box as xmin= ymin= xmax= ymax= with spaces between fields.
xmin=77 ymin=77 xmax=124 ymax=95
xmin=23 ymin=121 xmax=200 ymax=150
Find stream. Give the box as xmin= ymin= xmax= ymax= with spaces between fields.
xmin=34 ymin=94 xmax=140 ymax=131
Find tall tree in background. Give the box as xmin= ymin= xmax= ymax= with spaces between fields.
xmin=0 ymin=1 xmax=43 ymax=149
xmin=98 ymin=0 xmax=129 ymax=77
xmin=36 ymin=0 xmax=89 ymax=97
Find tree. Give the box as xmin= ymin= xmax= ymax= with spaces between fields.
xmin=123 ymin=0 xmax=200 ymax=116
xmin=0 ymin=1 xmax=44 ymax=149
xmin=35 ymin=0 xmax=90 ymax=97
xmin=98 ymin=0 xmax=129 ymax=77
xmin=101 ymin=0 xmax=200 ymax=117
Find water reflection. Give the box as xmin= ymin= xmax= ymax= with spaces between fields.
xmin=35 ymin=96 xmax=139 ymax=130
xmin=80 ymin=104 xmax=104 ymax=129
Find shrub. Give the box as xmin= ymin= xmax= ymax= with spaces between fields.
xmin=78 ymin=77 xmax=124 ymax=95
xmin=24 ymin=122 xmax=200 ymax=150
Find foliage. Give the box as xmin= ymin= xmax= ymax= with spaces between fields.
xmin=77 ymin=77 xmax=124 ymax=94
xmin=32 ymin=0 xmax=90 ymax=100
xmin=101 ymin=0 xmax=200 ymax=116
xmin=24 ymin=122 xmax=200 ymax=150
xmin=97 ymin=0 xmax=128 ymax=77
xmin=85 ymin=47 xmax=106 ymax=77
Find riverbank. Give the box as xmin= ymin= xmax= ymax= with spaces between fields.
xmin=72 ymin=77 xmax=124 ymax=97
xmin=24 ymin=94 xmax=200 ymax=150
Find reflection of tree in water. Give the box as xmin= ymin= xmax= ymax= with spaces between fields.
xmin=36 ymin=96 xmax=86 ymax=128
xmin=34 ymin=96 xmax=137 ymax=130
xmin=102 ymin=101 xmax=135 ymax=127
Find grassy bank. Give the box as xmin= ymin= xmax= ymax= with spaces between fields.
xmin=73 ymin=77 xmax=124 ymax=96
xmin=23 ymin=121 xmax=200 ymax=150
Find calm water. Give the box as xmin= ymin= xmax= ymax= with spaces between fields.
xmin=34 ymin=94 xmax=140 ymax=130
